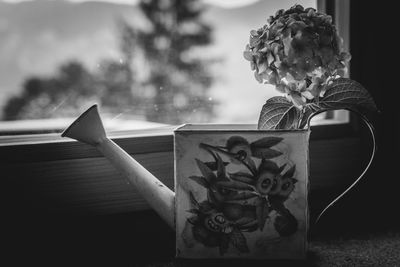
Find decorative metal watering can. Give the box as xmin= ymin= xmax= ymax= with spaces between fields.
xmin=62 ymin=104 xmax=376 ymax=259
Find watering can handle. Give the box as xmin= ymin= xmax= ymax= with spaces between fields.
xmin=314 ymin=111 xmax=377 ymax=223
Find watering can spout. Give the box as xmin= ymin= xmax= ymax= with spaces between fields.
xmin=62 ymin=104 xmax=175 ymax=228
xmin=61 ymin=104 xmax=106 ymax=145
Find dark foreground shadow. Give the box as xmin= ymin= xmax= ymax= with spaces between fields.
xmin=4 ymin=208 xmax=400 ymax=267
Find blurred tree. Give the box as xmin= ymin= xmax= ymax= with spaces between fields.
xmin=96 ymin=59 xmax=137 ymax=114
xmin=2 ymin=0 xmax=215 ymax=123
xmin=123 ymin=0 xmax=216 ymax=123
xmin=2 ymin=61 xmax=100 ymax=120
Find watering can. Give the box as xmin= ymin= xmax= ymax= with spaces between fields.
xmin=61 ymin=104 xmax=376 ymax=259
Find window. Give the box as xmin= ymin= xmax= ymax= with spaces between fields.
xmin=0 ymin=0 xmax=354 ymax=135
xmin=1 ymin=0 xmax=363 ymax=217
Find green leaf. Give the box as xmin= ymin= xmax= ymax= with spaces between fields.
xmin=229 ymin=229 xmax=249 ymax=253
xmin=258 ymin=96 xmax=300 ymax=130
xmin=298 ymin=105 xmax=313 ymax=129
xmin=320 ymin=78 xmax=377 ymax=111
xmin=195 ymin=158 xmax=216 ymax=182
xmin=250 ymin=136 xmax=283 ymax=148
xmin=251 ymin=147 xmax=283 ymax=159
xmin=301 ymin=78 xmax=378 ymax=128
xmin=189 ymin=176 xmax=210 ymax=188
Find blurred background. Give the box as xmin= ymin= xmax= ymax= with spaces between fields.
xmin=0 ymin=0 xmax=315 ymax=132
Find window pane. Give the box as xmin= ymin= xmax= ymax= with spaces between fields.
xmin=0 ymin=0 xmax=318 ymax=133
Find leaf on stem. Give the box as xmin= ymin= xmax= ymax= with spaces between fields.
xmin=301 ymin=78 xmax=378 ymax=128
xmin=258 ymin=96 xmax=300 ymax=130
xmin=298 ymin=105 xmax=313 ymax=129
xmin=320 ymin=78 xmax=377 ymax=111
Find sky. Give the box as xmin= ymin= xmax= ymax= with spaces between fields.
xmin=0 ymin=0 xmax=316 ymax=124
xmin=0 ymin=0 xmax=261 ymax=8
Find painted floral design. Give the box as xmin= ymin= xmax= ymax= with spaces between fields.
xmin=185 ymin=135 xmax=298 ymax=255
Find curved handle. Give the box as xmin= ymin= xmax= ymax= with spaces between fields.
xmin=313 ymin=111 xmax=377 ymax=223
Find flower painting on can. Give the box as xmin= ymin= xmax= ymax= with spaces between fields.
xmin=174 ymin=125 xmax=310 ymax=259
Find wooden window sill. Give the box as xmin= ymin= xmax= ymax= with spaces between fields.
xmin=1 ymin=123 xmax=368 ymax=216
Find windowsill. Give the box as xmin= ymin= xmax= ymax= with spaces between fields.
xmin=0 ymin=117 xmax=169 ymax=137
xmin=0 ymin=117 xmax=349 ymax=146
xmin=1 ymin=120 xmax=366 ymax=215
xmin=0 ymin=125 xmax=175 ymax=146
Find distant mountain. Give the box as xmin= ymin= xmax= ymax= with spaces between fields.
xmin=0 ymin=0 xmax=315 ymax=122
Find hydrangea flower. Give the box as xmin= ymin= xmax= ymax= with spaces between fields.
xmin=244 ymin=4 xmax=351 ymax=108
